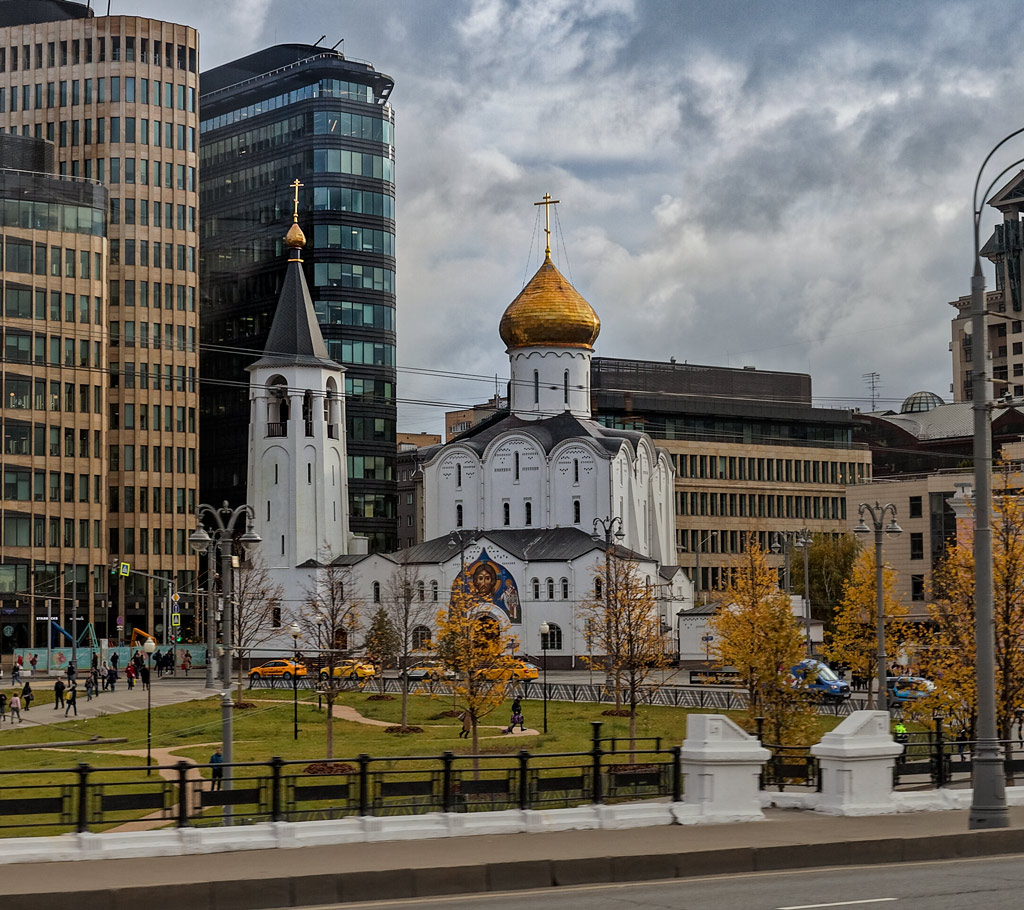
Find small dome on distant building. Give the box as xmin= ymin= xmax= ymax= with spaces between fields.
xmin=900 ymin=391 xmax=945 ymax=414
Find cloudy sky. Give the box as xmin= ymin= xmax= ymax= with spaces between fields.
xmin=127 ymin=0 xmax=1024 ymax=432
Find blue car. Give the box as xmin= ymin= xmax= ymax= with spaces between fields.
xmin=886 ymin=676 xmax=934 ymax=705
xmin=792 ymin=659 xmax=851 ymax=702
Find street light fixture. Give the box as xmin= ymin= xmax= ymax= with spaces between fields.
xmin=792 ymin=530 xmax=814 ymax=655
xmin=188 ymin=501 xmax=261 ymax=821
xmin=690 ymin=531 xmax=718 ymax=605
xmin=143 ymin=637 xmax=156 ymax=775
xmin=290 ymin=622 xmax=301 ymax=741
xmin=593 ymin=516 xmax=625 ymax=693
xmin=539 ymin=621 xmax=550 ymax=734
xmin=853 ymin=502 xmax=901 ymax=711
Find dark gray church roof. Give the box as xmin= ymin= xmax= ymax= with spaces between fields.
xmin=439 ymin=410 xmax=648 ymax=458
xmin=395 ymin=527 xmax=652 ymax=565
xmin=248 ymin=257 xmax=337 ymax=371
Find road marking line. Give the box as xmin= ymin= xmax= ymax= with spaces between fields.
xmin=778 ymin=900 xmax=897 ymax=910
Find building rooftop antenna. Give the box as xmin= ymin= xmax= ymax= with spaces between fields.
xmin=862 ymin=371 xmax=881 ymax=410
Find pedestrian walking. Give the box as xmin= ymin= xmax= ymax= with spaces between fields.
xmin=100 ymin=661 xmax=110 ymax=691
xmin=21 ymin=681 xmax=33 ymax=712
xmin=125 ymin=663 xmax=135 ymax=690
xmin=153 ymin=649 xmax=163 ymax=677
xmin=459 ymin=710 xmax=472 ymax=739
xmin=10 ymin=693 xmax=22 ymax=723
xmin=182 ymin=653 xmax=192 ymax=677
xmin=11 ymin=663 xmax=20 ymax=685
xmin=108 ymin=666 xmax=117 ymax=692
xmin=209 ymin=748 xmax=224 ymax=790
xmin=110 ymin=652 xmax=119 ymax=671
xmin=140 ymin=664 xmax=151 ymax=691
xmin=65 ymin=684 xmax=77 ymax=717
xmin=29 ymin=654 xmax=38 ymax=674
xmin=53 ymin=678 xmax=65 ymax=710
xmin=0 ymin=692 xmax=7 ymax=722
xmin=84 ymin=675 xmax=94 ymax=700
xmin=66 ymin=662 xmax=76 ymax=683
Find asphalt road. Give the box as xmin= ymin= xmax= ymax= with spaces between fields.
xmin=304 ymin=855 xmax=1024 ymax=910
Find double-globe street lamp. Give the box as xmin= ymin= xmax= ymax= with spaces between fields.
xmin=771 ymin=530 xmax=813 ymax=654
xmin=853 ymin=503 xmax=901 ymax=712
xmin=592 ymin=516 xmax=624 ymax=693
xmin=188 ymin=502 xmax=261 ymax=817
xmin=963 ymin=129 xmax=1024 ymax=829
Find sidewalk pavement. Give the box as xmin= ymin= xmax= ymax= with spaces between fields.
xmin=6 ymin=804 xmax=1024 ymax=910
xmin=0 ymin=676 xmax=216 ymax=733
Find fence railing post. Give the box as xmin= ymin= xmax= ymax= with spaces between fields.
xmin=591 ymin=720 xmax=604 ymax=804
xmin=934 ymin=718 xmax=946 ymax=788
xmin=76 ymin=762 xmax=90 ymax=833
xmin=176 ymin=760 xmax=190 ymax=827
xmin=358 ymin=754 xmax=370 ymax=816
xmin=670 ymin=745 xmax=682 ymax=802
xmin=270 ymin=756 xmax=284 ymax=822
xmin=518 ymin=750 xmax=531 ymax=810
xmin=441 ymin=750 xmax=454 ymax=813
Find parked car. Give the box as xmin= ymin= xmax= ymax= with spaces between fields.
xmin=887 ymin=676 xmax=935 ymax=704
xmin=404 ymin=660 xmax=455 ymax=680
xmin=319 ymin=659 xmax=376 ymax=680
xmin=248 ymin=659 xmax=308 ymax=680
xmin=791 ymin=659 xmax=851 ymax=702
xmin=478 ymin=659 xmax=540 ymax=681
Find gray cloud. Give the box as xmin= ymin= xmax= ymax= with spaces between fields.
xmin=125 ymin=0 xmax=1024 ymax=422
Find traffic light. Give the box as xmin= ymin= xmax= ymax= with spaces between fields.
xmin=110 ymin=560 xmax=119 ymax=576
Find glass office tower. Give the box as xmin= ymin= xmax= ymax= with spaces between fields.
xmin=200 ymin=45 xmax=397 ymax=552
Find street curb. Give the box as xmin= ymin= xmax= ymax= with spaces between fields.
xmin=7 ymin=827 xmax=1024 ymax=910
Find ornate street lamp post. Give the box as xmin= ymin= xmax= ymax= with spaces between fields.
xmin=189 ymin=502 xmax=261 ymax=820
xmin=593 ymin=516 xmax=624 ymax=692
xmin=144 ymin=637 xmax=156 ymax=774
xmin=290 ymin=622 xmax=301 ymax=740
xmin=539 ymin=621 xmax=550 ymax=734
xmin=853 ymin=503 xmax=901 ymax=711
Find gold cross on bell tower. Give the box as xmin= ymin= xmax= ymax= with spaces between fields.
xmin=290 ymin=178 xmax=304 ymax=223
xmin=534 ymin=192 xmax=560 ymax=257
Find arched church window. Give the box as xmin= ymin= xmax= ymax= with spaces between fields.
xmin=514 ymin=451 xmax=520 ymax=481
xmin=573 ymin=459 xmax=579 ymax=483
xmin=533 ymin=370 xmax=539 ymax=404
xmin=417 ymin=580 xmax=425 ymax=601
xmin=456 ymin=463 xmax=462 ymax=488
xmin=372 ymin=581 xmax=381 ymax=603
xmin=563 ymin=370 xmax=569 ymax=406
xmin=503 ymin=502 xmax=510 ymax=526
xmin=302 ymin=390 xmax=314 ymax=437
xmin=561 ymin=578 xmax=569 ymax=600
xmin=456 ymin=504 xmax=464 ymax=527
xmin=431 ymin=580 xmax=438 ymax=602
xmin=541 ymin=622 xmax=563 ymax=650
xmin=532 ymin=578 xmax=540 ymax=599
xmin=524 ymin=501 xmax=532 ymax=526
xmin=546 ymin=578 xmax=555 ymax=600
xmin=412 ymin=625 xmax=432 ymax=650
xmin=573 ymin=500 xmax=581 ymax=524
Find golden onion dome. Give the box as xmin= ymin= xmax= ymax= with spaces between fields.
xmin=499 ymin=254 xmax=600 ymax=349
xmin=284 ymin=221 xmax=307 ymax=249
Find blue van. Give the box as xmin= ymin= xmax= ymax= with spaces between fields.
xmin=792 ymin=659 xmax=851 ymax=702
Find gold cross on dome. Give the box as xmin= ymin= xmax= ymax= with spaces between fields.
xmin=290 ymin=178 xmax=304 ymax=222
xmin=534 ymin=192 xmax=560 ymax=256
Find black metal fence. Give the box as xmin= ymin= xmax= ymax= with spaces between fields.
xmin=892 ymin=731 xmax=1024 ymax=789
xmin=0 ymin=723 xmax=682 ymax=837
xmin=249 ymin=676 xmax=867 ymax=716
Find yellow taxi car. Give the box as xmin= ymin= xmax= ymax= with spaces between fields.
xmin=247 ymin=659 xmax=308 ymax=680
xmin=478 ymin=659 xmax=539 ymax=681
xmin=319 ymin=658 xmax=376 ymax=680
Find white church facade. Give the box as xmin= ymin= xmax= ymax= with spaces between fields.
xmin=245 ymin=200 xmax=690 ymax=663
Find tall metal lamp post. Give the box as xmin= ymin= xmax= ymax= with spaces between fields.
xmin=188 ymin=502 xmax=261 ymax=819
xmin=853 ymin=503 xmax=901 ymax=711
xmin=290 ymin=622 xmax=301 ymax=740
xmin=195 ymin=533 xmax=218 ymax=689
xmin=792 ymin=530 xmax=813 ymax=655
xmin=144 ymin=637 xmax=156 ymax=774
xmin=963 ymin=129 xmax=1024 ymax=829
xmin=538 ymin=621 xmax=550 ymax=734
xmin=593 ymin=516 xmax=624 ymax=691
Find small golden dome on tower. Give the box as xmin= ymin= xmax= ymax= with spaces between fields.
xmin=284 ymin=222 xmax=307 ymax=249
xmin=499 ymin=254 xmax=601 ymax=349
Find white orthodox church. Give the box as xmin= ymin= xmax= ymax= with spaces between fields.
xmin=246 ymin=202 xmax=690 ymax=664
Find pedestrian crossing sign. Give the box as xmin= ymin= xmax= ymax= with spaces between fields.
xmin=171 ymin=614 xmax=180 ymax=627
xmin=119 ymin=562 xmax=130 ymax=577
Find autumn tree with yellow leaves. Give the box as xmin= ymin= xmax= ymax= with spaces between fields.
xmin=709 ymin=543 xmax=816 ymax=745
xmin=907 ymin=472 xmax=1024 ymax=767
xmin=580 ymin=553 xmax=673 ymax=748
xmin=821 ymin=549 xmax=908 ymax=706
xmin=435 ymin=580 xmax=520 ymax=755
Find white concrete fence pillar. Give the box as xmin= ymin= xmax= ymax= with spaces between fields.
xmin=810 ymin=710 xmax=903 ymax=815
xmin=679 ymin=714 xmax=770 ymax=822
